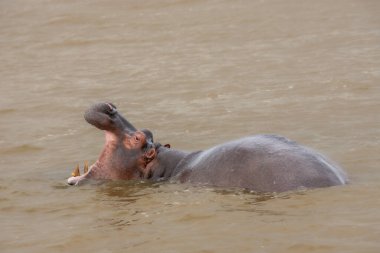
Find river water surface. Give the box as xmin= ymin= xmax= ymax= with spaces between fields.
xmin=1 ymin=0 xmax=380 ymax=252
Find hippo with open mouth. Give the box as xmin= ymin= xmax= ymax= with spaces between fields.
xmin=67 ymin=102 xmax=347 ymax=192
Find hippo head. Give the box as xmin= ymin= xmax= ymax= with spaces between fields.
xmin=67 ymin=102 xmax=157 ymax=185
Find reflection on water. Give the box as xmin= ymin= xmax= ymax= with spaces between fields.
xmin=1 ymin=0 xmax=380 ymax=252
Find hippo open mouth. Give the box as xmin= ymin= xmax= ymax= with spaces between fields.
xmin=67 ymin=103 xmax=156 ymax=185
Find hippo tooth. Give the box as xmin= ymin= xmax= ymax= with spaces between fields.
xmin=84 ymin=161 xmax=88 ymax=174
xmin=71 ymin=164 xmax=80 ymax=177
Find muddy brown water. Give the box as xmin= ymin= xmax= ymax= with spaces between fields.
xmin=1 ymin=0 xmax=380 ymax=252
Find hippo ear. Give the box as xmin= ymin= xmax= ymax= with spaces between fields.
xmin=164 ymin=144 xmax=171 ymax=148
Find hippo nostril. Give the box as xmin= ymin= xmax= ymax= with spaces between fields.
xmin=106 ymin=102 xmax=116 ymax=110
xmin=105 ymin=103 xmax=117 ymax=115
xmin=110 ymin=108 xmax=117 ymax=115
xmin=106 ymin=103 xmax=113 ymax=110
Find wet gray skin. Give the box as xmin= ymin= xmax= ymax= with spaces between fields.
xmin=68 ymin=102 xmax=347 ymax=192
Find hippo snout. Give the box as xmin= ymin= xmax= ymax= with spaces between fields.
xmin=83 ymin=103 xmax=119 ymax=131
xmin=83 ymin=102 xmax=137 ymax=133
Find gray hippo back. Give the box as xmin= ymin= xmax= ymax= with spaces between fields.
xmin=172 ymin=134 xmax=347 ymax=192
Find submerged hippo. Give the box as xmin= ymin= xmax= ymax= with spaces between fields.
xmin=67 ymin=102 xmax=347 ymax=192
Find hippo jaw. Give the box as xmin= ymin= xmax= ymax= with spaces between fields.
xmin=67 ymin=103 xmax=156 ymax=185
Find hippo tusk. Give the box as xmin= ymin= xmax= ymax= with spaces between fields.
xmin=71 ymin=164 xmax=80 ymax=177
xmin=84 ymin=161 xmax=89 ymax=174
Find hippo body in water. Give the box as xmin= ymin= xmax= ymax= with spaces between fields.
xmin=68 ymin=103 xmax=347 ymax=192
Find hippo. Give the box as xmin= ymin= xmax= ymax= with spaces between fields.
xmin=67 ymin=102 xmax=347 ymax=192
